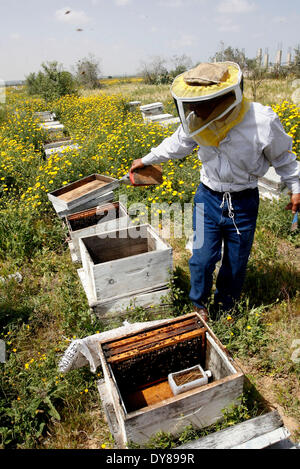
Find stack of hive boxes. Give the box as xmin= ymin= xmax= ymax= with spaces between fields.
xmin=35 ymin=111 xmax=65 ymax=133
xmin=140 ymin=102 xmax=180 ymax=127
xmin=47 ymin=173 xmax=173 ymax=319
xmin=34 ymin=111 xmax=79 ymax=159
xmin=258 ymin=167 xmax=287 ymax=200
xmin=258 ymin=164 xmax=300 ymax=200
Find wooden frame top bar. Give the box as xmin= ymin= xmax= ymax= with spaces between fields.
xmin=106 ymin=328 xmax=206 ymax=364
xmin=103 ymin=316 xmax=202 ymax=355
xmin=101 ymin=314 xmax=206 ymax=365
xmin=101 ymin=313 xmax=202 ymax=347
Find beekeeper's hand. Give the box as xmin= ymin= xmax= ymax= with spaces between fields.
xmin=285 ymin=193 xmax=300 ymax=214
xmin=130 ymin=158 xmax=145 ymax=172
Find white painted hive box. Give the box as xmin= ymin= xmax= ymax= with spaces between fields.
xmin=97 ymin=312 xmax=244 ymax=448
xmin=77 ymin=266 xmax=171 ymax=319
xmin=79 ymin=223 xmax=173 ymax=302
xmin=140 ymin=102 xmax=164 ymax=120
xmin=35 ymin=111 xmax=56 ymax=122
xmin=44 ymin=144 xmax=79 ymax=159
xmin=258 ymin=164 xmax=300 ymax=200
xmin=66 ymin=201 xmax=131 ymax=263
xmin=140 ymin=102 xmax=164 ymax=113
xmin=40 ymin=120 xmax=61 ymax=127
xmin=128 ymin=101 xmax=141 ymax=111
xmin=259 ymin=167 xmax=285 ymax=191
xmin=55 ymin=192 xmax=115 ymax=219
xmin=47 ymin=173 xmax=119 ymax=214
xmin=148 ymin=113 xmax=173 ymax=123
xmin=40 ymin=123 xmax=65 ymax=131
xmin=43 ymin=139 xmax=73 ymax=150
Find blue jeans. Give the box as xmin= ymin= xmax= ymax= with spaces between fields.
xmin=189 ymin=183 xmax=259 ymax=312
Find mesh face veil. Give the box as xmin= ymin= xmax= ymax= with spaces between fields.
xmin=171 ymin=62 xmax=243 ymax=138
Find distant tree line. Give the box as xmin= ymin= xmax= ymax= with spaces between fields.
xmin=26 ymin=54 xmax=101 ymax=101
xmin=139 ymin=43 xmax=300 ymax=101
xmin=26 ymin=44 xmax=300 ymax=102
xmin=140 ymin=54 xmax=193 ymax=85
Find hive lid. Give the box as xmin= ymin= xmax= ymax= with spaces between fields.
xmin=140 ymin=102 xmax=163 ymax=111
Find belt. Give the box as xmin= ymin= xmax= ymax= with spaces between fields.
xmin=202 ymin=183 xmax=258 ymax=199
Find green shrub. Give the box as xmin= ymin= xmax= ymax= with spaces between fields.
xmin=0 ymin=204 xmax=65 ymax=262
xmin=0 ymin=105 xmax=6 ymax=124
xmin=26 ymin=62 xmax=78 ymax=102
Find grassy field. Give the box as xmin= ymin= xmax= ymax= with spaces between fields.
xmin=0 ymin=78 xmax=299 ymax=449
xmin=84 ymin=76 xmax=298 ymax=107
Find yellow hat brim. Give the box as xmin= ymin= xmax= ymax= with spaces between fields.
xmin=171 ymin=63 xmax=240 ymax=99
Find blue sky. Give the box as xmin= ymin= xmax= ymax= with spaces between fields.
xmin=0 ymin=0 xmax=299 ymax=80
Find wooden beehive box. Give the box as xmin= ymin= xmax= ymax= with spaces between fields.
xmin=66 ymin=201 xmax=131 ymax=263
xmin=97 ymin=313 xmax=244 ymax=448
xmin=35 ymin=111 xmax=56 ymax=122
xmin=140 ymin=102 xmax=164 ymax=116
xmin=43 ymin=138 xmax=73 ymax=150
xmin=77 ymin=265 xmax=171 ymax=319
xmin=40 ymin=123 xmax=65 ymax=132
xmin=40 ymin=120 xmax=61 ymax=127
xmin=44 ymin=144 xmax=79 ymax=160
xmin=47 ymin=174 xmax=118 ymax=217
xmin=58 ymin=193 xmax=114 ymax=219
xmin=78 ymin=224 xmax=172 ymax=303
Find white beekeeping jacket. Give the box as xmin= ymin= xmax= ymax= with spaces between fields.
xmin=141 ymin=102 xmax=300 ymax=194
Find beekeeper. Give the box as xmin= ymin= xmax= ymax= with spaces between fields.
xmin=130 ymin=62 xmax=300 ymax=320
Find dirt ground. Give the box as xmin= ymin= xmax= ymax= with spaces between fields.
xmin=238 ymin=358 xmax=300 ymax=440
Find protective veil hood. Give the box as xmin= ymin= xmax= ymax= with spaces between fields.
xmin=171 ymin=62 xmax=246 ymax=144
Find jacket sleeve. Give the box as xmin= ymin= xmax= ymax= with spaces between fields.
xmin=141 ymin=125 xmax=198 ymax=165
xmin=263 ymin=114 xmax=300 ymax=194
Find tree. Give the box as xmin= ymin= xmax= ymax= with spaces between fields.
xmin=140 ymin=56 xmax=169 ymax=84
xmin=210 ymin=42 xmax=246 ymax=70
xmin=25 ymin=62 xmax=77 ymax=101
xmin=140 ymin=54 xmax=193 ymax=84
xmin=169 ymin=54 xmax=193 ymax=77
xmin=243 ymin=58 xmax=266 ymax=101
xmin=292 ymin=45 xmax=300 ymax=76
xmin=26 ymin=72 xmax=40 ymax=95
xmin=210 ymin=43 xmax=268 ymax=100
xmin=75 ymin=54 xmax=102 ymax=89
